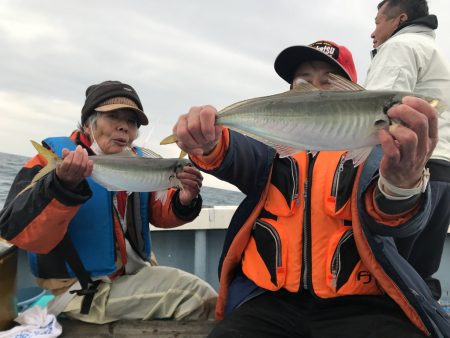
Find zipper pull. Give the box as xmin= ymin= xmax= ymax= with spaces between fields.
xmin=332 ymin=273 xmax=337 ymax=289
xmin=295 ymin=195 xmax=300 ymax=206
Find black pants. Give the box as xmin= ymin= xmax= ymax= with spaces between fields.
xmin=208 ymin=291 xmax=427 ymax=338
xmin=395 ymin=162 xmax=450 ymax=299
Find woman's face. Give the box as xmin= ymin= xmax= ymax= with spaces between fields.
xmin=84 ymin=109 xmax=139 ymax=154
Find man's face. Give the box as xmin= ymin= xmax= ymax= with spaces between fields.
xmin=292 ymin=60 xmax=341 ymax=90
xmin=371 ymin=3 xmax=406 ymax=48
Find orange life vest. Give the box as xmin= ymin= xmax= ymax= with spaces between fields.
xmin=241 ymin=151 xmax=382 ymax=298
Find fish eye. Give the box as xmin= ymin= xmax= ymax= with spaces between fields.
xmin=374 ymin=119 xmax=388 ymax=128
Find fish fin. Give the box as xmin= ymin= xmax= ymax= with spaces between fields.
xmin=15 ymin=182 xmax=37 ymax=198
xmin=218 ymin=97 xmax=262 ymax=115
xmin=291 ymin=79 xmax=320 ymax=92
xmin=273 ymin=144 xmax=302 ymax=158
xmin=154 ymin=190 xmax=169 ymax=204
xmin=31 ymin=164 xmax=55 ymax=185
xmin=227 ymin=125 xmax=302 ymax=157
xmin=327 ymin=73 xmax=365 ymax=91
xmin=226 ymin=125 xmax=272 ymax=146
xmin=344 ymin=147 xmax=373 ymax=167
xmin=179 ymin=150 xmax=188 ymax=159
xmin=141 ymin=147 xmax=163 ymax=158
xmin=160 ymin=134 xmax=178 ymax=145
xmin=108 ymin=149 xmax=136 ymax=157
xmin=428 ymin=98 xmax=447 ymax=114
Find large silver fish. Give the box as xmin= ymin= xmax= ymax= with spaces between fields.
xmin=27 ymin=141 xmax=190 ymax=193
xmin=162 ymin=74 xmax=444 ymax=164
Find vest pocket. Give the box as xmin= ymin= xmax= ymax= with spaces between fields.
xmin=264 ymin=157 xmax=299 ymax=217
xmin=326 ymin=228 xmax=381 ymax=295
xmin=242 ymin=218 xmax=287 ymax=290
xmin=329 ymin=229 xmax=359 ymax=291
xmin=324 ymin=157 xmax=357 ymax=218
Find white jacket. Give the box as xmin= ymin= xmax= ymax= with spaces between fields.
xmin=364 ymin=24 xmax=450 ymax=162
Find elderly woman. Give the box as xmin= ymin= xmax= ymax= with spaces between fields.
xmin=0 ymin=81 xmax=217 ymax=323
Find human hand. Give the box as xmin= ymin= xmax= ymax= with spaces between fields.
xmin=177 ymin=165 xmax=203 ymax=206
xmin=172 ymin=105 xmax=223 ymax=156
xmin=56 ymin=146 xmax=93 ymax=190
xmin=378 ymin=96 xmax=438 ymax=189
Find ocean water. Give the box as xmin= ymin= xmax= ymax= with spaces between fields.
xmin=0 ymin=152 xmax=245 ymax=209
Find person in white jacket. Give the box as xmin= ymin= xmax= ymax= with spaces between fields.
xmin=365 ymin=0 xmax=450 ymax=301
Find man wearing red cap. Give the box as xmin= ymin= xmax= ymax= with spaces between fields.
xmin=169 ymin=41 xmax=449 ymax=337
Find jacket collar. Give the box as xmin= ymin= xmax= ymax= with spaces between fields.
xmin=392 ymin=14 xmax=437 ymax=36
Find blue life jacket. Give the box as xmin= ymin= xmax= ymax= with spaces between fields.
xmin=28 ymin=136 xmax=150 ymax=278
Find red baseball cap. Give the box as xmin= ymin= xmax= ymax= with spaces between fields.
xmin=274 ymin=40 xmax=357 ymax=83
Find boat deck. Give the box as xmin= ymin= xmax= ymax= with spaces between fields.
xmin=59 ymin=319 xmax=216 ymax=338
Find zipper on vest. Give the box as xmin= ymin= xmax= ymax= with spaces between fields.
xmin=330 ymin=229 xmax=354 ymax=289
xmin=331 ymin=155 xmax=346 ymax=197
xmin=254 ymin=219 xmax=282 ymax=267
xmin=112 ymin=194 xmax=128 ymax=269
xmin=301 ymin=153 xmax=316 ymax=290
xmin=288 ymin=157 xmax=300 ymax=206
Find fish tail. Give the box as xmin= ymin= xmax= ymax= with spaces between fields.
xmin=30 ymin=140 xmax=59 ymax=184
xmin=160 ymin=134 xmax=187 ymax=158
xmin=14 ymin=141 xmax=59 ymax=198
xmin=160 ymin=134 xmax=178 ymax=145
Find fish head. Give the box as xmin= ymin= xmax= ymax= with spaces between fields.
xmin=168 ymin=174 xmax=183 ymax=189
xmin=169 ymin=159 xmax=192 ymax=189
xmin=382 ymin=93 xmax=406 ymax=115
xmin=374 ymin=114 xmax=391 ymax=130
xmin=174 ymin=159 xmax=190 ymax=171
xmin=384 ymin=93 xmax=447 ymax=115
xmin=377 ymin=92 xmax=446 ymax=133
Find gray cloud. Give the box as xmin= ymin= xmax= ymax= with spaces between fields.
xmin=0 ymin=0 xmax=448 ymax=162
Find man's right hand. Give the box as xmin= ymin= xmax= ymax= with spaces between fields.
xmin=172 ymin=105 xmax=223 ymax=156
xmin=56 ymin=145 xmax=93 ymax=190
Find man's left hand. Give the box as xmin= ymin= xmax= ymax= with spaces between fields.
xmin=177 ymin=166 xmax=203 ymax=206
xmin=378 ymin=96 xmax=438 ymax=189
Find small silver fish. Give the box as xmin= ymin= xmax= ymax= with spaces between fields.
xmin=161 ymin=74 xmax=444 ymax=165
xmin=28 ymin=141 xmax=190 ymax=193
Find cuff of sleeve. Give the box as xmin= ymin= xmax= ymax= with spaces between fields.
xmin=48 ymin=171 xmax=92 ymax=206
xmin=364 ymin=183 xmax=420 ymax=226
xmin=374 ymin=184 xmax=421 ymax=214
xmin=171 ymin=190 xmax=202 ymax=221
xmin=190 ymin=128 xmax=230 ymax=171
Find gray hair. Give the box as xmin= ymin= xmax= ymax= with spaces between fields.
xmin=78 ymin=111 xmax=100 ymax=131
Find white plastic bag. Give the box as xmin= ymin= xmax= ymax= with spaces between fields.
xmin=0 ymin=306 xmax=62 ymax=338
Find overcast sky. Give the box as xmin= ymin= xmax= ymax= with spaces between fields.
xmin=0 ymin=0 xmax=449 ymax=190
